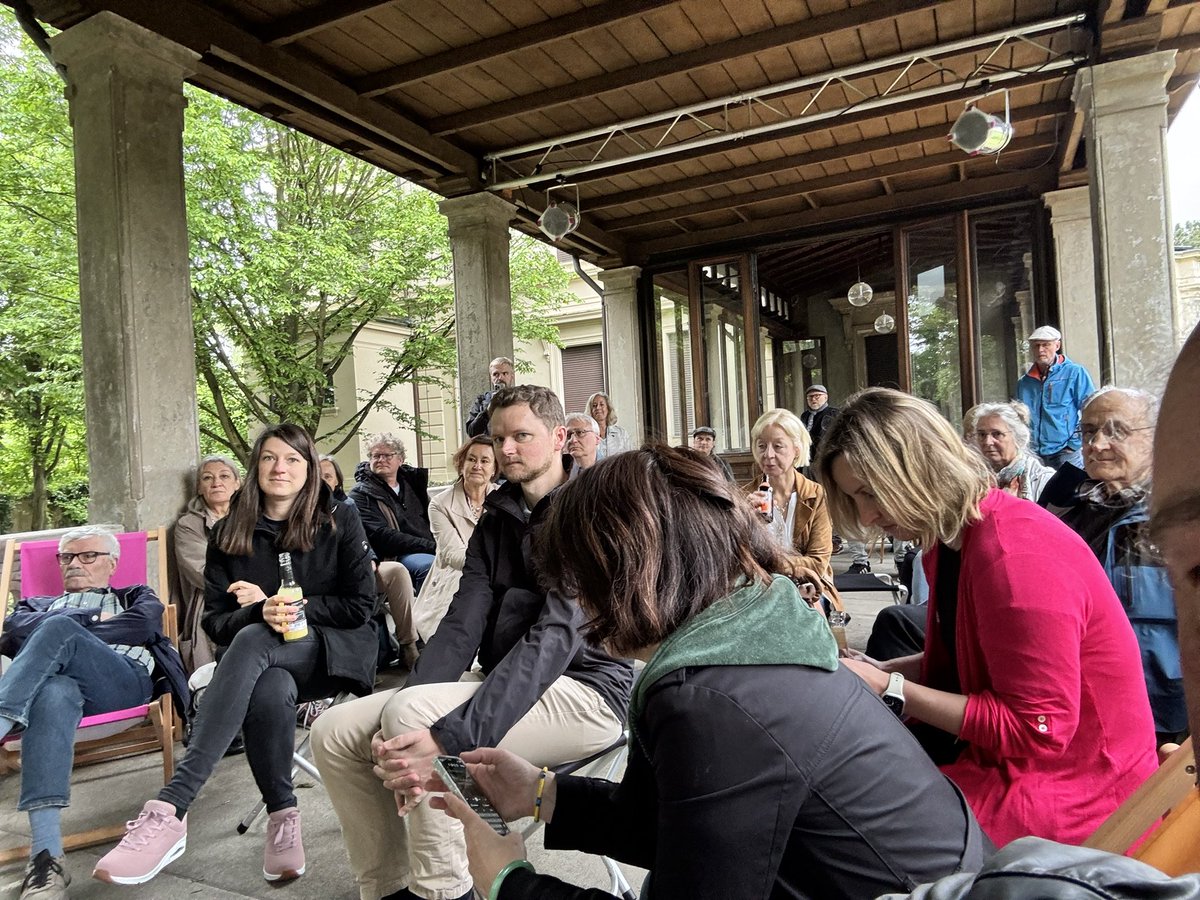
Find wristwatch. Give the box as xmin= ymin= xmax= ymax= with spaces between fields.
xmin=882 ymin=671 xmax=906 ymax=717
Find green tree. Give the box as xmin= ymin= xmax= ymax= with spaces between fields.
xmin=1176 ymin=220 xmax=1200 ymax=249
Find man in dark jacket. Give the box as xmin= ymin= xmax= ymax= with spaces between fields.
xmin=349 ymin=433 xmax=436 ymax=593
xmin=801 ymin=383 xmax=838 ymax=449
xmin=312 ymin=385 xmax=633 ymax=900
xmin=0 ymin=526 xmax=187 ymax=899
xmin=464 ymin=356 xmax=515 ymax=437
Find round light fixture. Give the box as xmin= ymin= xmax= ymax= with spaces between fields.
xmin=948 ymin=107 xmax=1012 ymax=156
xmin=800 ymin=352 xmax=819 ymax=369
xmin=538 ymin=201 xmax=579 ymax=242
xmin=847 ymin=281 xmax=873 ymax=307
xmin=874 ymin=313 xmax=895 ymax=334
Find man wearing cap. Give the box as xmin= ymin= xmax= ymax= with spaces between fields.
xmin=1016 ymin=326 xmax=1096 ymax=469
xmin=690 ymin=425 xmax=735 ymax=481
xmin=801 ymin=385 xmax=838 ymax=450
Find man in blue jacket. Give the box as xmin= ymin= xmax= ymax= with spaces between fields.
xmin=1016 ymin=325 xmax=1096 ymax=469
xmin=0 ymin=526 xmax=186 ymax=900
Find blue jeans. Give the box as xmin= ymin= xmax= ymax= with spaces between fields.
xmin=399 ymin=552 xmax=435 ymax=595
xmin=160 ymin=623 xmax=334 ymax=814
xmin=0 ymin=616 xmax=153 ymax=811
xmin=1040 ymin=447 xmax=1083 ymax=470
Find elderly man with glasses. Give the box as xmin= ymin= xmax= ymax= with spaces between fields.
xmin=1049 ymin=386 xmax=1185 ymax=747
xmin=0 ymin=526 xmax=186 ymax=900
xmin=564 ymin=412 xmax=600 ymax=475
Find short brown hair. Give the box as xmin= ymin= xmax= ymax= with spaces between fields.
xmin=488 ymin=384 xmax=565 ymax=431
xmin=534 ymin=444 xmax=782 ymax=654
xmin=451 ymin=435 xmax=497 ymax=479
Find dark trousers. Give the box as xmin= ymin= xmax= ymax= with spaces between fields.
xmin=866 ymin=604 xmax=928 ymax=661
xmin=159 ymin=624 xmax=335 ymax=814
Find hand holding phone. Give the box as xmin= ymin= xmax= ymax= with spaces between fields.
xmin=433 ymin=755 xmax=510 ymax=835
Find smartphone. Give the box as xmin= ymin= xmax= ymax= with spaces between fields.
xmin=432 ymin=755 xmax=510 ymax=835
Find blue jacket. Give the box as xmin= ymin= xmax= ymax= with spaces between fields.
xmin=1 ymin=583 xmax=190 ymax=718
xmin=1016 ymin=354 xmax=1095 ymax=456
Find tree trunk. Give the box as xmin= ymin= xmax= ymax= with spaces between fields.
xmin=30 ymin=451 xmax=48 ymax=532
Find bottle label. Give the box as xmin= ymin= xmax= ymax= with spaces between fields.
xmin=278 ymin=586 xmax=308 ymax=640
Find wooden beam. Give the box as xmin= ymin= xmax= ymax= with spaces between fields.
xmin=1100 ymin=0 xmax=1128 ymax=25
xmin=90 ymin=0 xmax=481 ymax=184
xmin=630 ymin=170 xmax=1057 ymax=259
xmin=353 ymin=0 xmax=683 ymax=97
xmin=1059 ymin=110 xmax=1086 ymax=174
xmin=1100 ymin=14 xmax=1165 ymax=57
xmin=258 ymin=0 xmax=393 ymax=46
xmin=605 ymin=134 xmax=1058 ymax=231
xmin=427 ymin=0 xmax=955 ymax=135
xmin=588 ymin=100 xmax=1070 ymax=211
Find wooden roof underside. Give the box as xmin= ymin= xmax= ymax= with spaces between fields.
xmin=21 ymin=0 xmax=1200 ymax=268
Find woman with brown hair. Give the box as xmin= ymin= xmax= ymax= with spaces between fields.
xmin=425 ymin=445 xmax=988 ymax=900
xmin=95 ymin=423 xmax=377 ymax=887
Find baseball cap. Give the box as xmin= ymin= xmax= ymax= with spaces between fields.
xmin=805 ymin=384 xmax=828 ymax=396
xmin=691 ymin=425 xmax=716 ymax=437
xmin=1027 ymin=326 xmax=1062 ymax=342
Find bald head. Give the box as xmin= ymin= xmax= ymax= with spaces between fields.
xmin=1152 ymin=323 xmax=1200 ymax=746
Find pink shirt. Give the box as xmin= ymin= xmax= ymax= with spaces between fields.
xmin=922 ymin=489 xmax=1157 ymax=846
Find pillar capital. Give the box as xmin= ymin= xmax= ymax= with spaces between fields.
xmin=1072 ymin=50 xmax=1176 ymax=121
xmin=438 ymin=192 xmax=517 ymax=237
xmin=598 ymin=265 xmax=642 ymax=294
xmin=1042 ymin=186 xmax=1090 ymax=225
xmin=51 ymin=11 xmax=199 ymax=83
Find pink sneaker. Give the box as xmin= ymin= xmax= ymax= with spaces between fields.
xmin=93 ymin=799 xmax=187 ymax=885
xmin=263 ymin=807 xmax=305 ymax=882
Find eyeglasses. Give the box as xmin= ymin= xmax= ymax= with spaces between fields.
xmin=56 ymin=551 xmax=112 ymax=566
xmin=565 ymin=429 xmax=596 ymax=440
xmin=973 ymin=430 xmax=1012 ymax=442
xmin=1074 ymin=421 xmax=1155 ymax=446
xmin=369 ymin=452 xmax=398 ymax=461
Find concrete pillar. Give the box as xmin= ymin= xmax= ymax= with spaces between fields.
xmin=598 ymin=266 xmax=645 ymax=447
xmin=51 ymin=13 xmax=201 ymax=531
xmin=439 ymin=193 xmax=516 ymax=433
xmin=1073 ymin=50 xmax=1179 ymax=393
xmin=1042 ymin=187 xmax=1101 ymax=382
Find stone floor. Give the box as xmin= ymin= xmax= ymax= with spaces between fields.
xmin=0 ymin=548 xmax=903 ymax=898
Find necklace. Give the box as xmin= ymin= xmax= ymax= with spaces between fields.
xmin=466 ymin=491 xmax=485 ymax=519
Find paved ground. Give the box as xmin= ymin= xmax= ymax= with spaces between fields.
xmin=0 ymin=549 xmax=903 ymax=899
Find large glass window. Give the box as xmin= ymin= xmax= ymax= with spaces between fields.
xmin=905 ymin=221 xmax=962 ymax=424
xmin=695 ymin=259 xmax=751 ymax=451
xmin=971 ymin=208 xmax=1038 ymax=404
xmin=651 ymin=271 xmax=694 ymax=446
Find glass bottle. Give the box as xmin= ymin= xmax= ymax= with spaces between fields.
xmin=828 ymin=609 xmax=849 ymax=653
xmin=754 ymin=478 xmax=774 ymax=523
xmin=277 ymin=552 xmax=308 ymax=641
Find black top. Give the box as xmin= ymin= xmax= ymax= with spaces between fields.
xmin=348 ymin=463 xmax=436 ymax=559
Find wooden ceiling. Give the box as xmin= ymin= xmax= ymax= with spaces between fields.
xmin=19 ymin=0 xmax=1200 ymax=268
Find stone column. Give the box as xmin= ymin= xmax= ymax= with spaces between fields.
xmin=52 ymin=13 xmax=201 ymax=531
xmin=598 ymin=266 xmax=645 ymax=447
xmin=439 ymin=193 xmax=516 ymax=434
xmin=1073 ymin=50 xmax=1178 ymax=393
xmin=1042 ymin=187 xmax=1101 ymax=382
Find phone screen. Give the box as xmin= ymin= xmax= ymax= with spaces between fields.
xmin=433 ymin=755 xmax=510 ymax=835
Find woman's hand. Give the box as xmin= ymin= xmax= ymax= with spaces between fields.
xmin=431 ymin=791 xmax=527 ymax=897
xmin=841 ymin=656 xmax=890 ymax=694
xmin=228 ymin=580 xmax=267 ymax=607
xmin=261 ymin=594 xmax=303 ymax=634
xmin=456 ymin=747 xmax=549 ymax=822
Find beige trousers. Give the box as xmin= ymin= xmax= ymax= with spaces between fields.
xmin=311 ymin=672 xmax=623 ymax=900
xmin=376 ymin=562 xmax=416 ymax=644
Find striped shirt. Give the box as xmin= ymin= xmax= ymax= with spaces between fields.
xmin=48 ymin=590 xmax=154 ymax=676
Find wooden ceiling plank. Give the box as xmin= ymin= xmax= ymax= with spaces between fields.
xmin=428 ymin=0 xmax=955 ymax=134
xmin=605 ymin=132 xmax=1056 ymax=230
xmin=585 ymin=98 xmax=1068 ymax=209
xmin=95 ymin=0 xmax=480 ymax=182
xmin=353 ymin=0 xmax=683 ymax=97
xmin=259 ymin=0 xmax=396 ymax=46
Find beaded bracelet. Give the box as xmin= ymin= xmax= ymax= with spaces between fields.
xmin=489 ymin=859 xmax=534 ymax=900
xmin=532 ymin=766 xmax=550 ymax=822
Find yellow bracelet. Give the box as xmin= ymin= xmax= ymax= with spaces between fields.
xmin=532 ymin=766 xmax=549 ymax=822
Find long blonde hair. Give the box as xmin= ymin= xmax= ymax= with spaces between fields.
xmin=815 ymin=388 xmax=992 ymax=547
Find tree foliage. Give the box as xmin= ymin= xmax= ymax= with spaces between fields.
xmin=1177 ymin=220 xmax=1200 ymax=249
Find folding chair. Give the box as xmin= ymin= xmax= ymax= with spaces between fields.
xmin=0 ymin=528 xmax=180 ymax=865
xmin=833 ymin=571 xmax=909 ymax=605
xmin=1084 ymin=738 xmax=1200 ymax=875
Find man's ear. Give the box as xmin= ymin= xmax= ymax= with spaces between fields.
xmin=552 ymin=424 xmax=568 ymax=452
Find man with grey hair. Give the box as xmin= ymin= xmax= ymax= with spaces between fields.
xmin=565 ymin=412 xmax=600 ymax=474
xmin=464 ymin=356 xmax=516 ymax=437
xmin=1016 ymin=325 xmax=1096 ymax=469
xmin=1 ymin=526 xmax=187 ymax=899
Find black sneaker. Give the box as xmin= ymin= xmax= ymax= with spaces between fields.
xmin=21 ymin=849 xmax=70 ymax=899
xmin=847 ymin=562 xmax=872 ymax=575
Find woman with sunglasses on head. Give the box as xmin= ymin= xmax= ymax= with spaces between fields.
xmin=822 ymin=388 xmax=1157 ymax=847
xmin=95 ymin=423 xmax=376 ymax=887
xmin=423 ymin=445 xmax=989 ymax=900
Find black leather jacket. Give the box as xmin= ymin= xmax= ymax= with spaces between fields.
xmin=348 ymin=463 xmax=435 ymax=560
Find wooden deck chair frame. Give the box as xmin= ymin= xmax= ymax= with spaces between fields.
xmin=0 ymin=528 xmax=179 ymax=865
xmin=1084 ymin=737 xmax=1200 ymax=876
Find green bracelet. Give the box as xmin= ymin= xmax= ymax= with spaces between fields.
xmin=489 ymin=859 xmax=534 ymax=900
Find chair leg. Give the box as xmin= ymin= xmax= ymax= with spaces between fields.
xmin=604 ymin=856 xmax=637 ymax=900
xmin=0 ymin=823 xmax=129 ymax=866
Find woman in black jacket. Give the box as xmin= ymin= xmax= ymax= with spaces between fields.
xmin=427 ymin=445 xmax=990 ymax=900
xmin=94 ymin=424 xmax=376 ymax=887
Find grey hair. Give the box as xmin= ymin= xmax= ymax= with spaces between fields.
xmin=566 ymin=413 xmax=600 ymax=435
xmin=1083 ymin=385 xmax=1160 ymax=425
xmin=967 ymin=402 xmax=1031 ymax=454
xmin=196 ymin=454 xmax=241 ymax=491
xmin=59 ymin=526 xmax=120 ymax=561
xmin=489 ymin=356 xmax=514 ymax=369
xmin=366 ymin=433 xmax=406 ymax=458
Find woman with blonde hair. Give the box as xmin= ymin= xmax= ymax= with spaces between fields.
xmin=818 ymin=387 xmax=1157 ymax=846
xmin=586 ymin=391 xmax=630 ymax=460
xmin=744 ymin=408 xmax=836 ymax=583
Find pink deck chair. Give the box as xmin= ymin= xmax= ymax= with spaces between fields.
xmin=0 ymin=528 xmax=179 ymax=864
